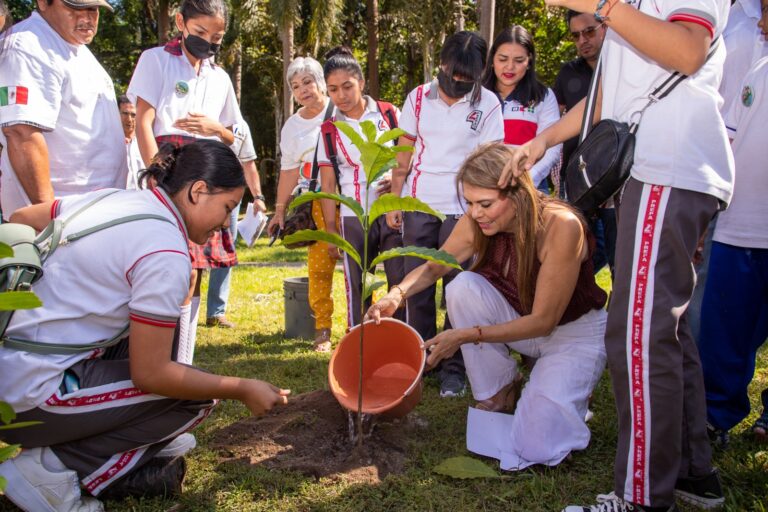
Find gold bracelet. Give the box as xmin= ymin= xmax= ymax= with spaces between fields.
xmin=391 ymin=285 xmax=407 ymax=306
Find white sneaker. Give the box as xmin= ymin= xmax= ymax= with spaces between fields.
xmin=0 ymin=447 xmax=103 ymax=512
xmin=562 ymin=492 xmax=678 ymax=512
xmin=156 ymin=433 xmax=196 ymax=458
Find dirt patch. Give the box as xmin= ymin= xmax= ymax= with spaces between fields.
xmin=210 ymin=390 xmax=427 ymax=485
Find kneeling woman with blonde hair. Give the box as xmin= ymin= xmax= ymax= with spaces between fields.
xmin=366 ymin=142 xmax=607 ymax=470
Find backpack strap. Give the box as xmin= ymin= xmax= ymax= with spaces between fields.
xmin=308 ymin=100 xmax=336 ymax=193
xmin=1 ymin=324 xmax=130 ymax=355
xmin=376 ymin=100 xmax=399 ymax=145
xmin=321 ymin=119 xmax=342 ymax=191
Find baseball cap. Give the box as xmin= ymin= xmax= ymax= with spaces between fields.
xmin=60 ymin=0 xmax=114 ymax=12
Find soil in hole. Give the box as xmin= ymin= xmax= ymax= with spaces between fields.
xmin=210 ymin=390 xmax=428 ymax=485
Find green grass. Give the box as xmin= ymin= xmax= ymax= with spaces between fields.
xmin=2 ymin=242 xmax=767 ymax=511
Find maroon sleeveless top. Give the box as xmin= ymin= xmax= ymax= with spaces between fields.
xmin=476 ymin=231 xmax=607 ymax=325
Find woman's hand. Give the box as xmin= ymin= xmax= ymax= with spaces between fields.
xmin=327 ymin=244 xmax=342 ymax=260
xmin=267 ymin=210 xmax=285 ymax=237
xmin=364 ymin=294 xmax=401 ymax=324
xmin=386 ymin=210 xmax=403 ymax=230
xmin=498 ymin=137 xmax=548 ymax=188
xmin=375 ymin=176 xmax=392 ymax=197
xmin=240 ymin=379 xmax=290 ymax=416
xmin=173 ymin=113 xmax=225 ymax=138
xmin=423 ymin=329 xmax=468 ymax=369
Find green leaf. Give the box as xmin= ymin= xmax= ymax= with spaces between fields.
xmin=359 ymin=145 xmax=397 ymax=186
xmin=0 ymin=242 xmax=13 ymax=258
xmin=362 ymin=273 xmax=386 ymax=301
xmin=333 ymin=120 xmax=366 ymax=149
xmin=368 ymin=160 xmax=397 ymax=187
xmin=433 ymin=456 xmax=502 ymax=479
xmin=369 ymin=246 xmax=461 ymax=271
xmin=288 ymin=191 xmax=364 ymax=224
xmin=0 ymin=291 xmax=43 ymax=311
xmin=0 ymin=444 xmax=20 ymax=464
xmin=391 ymin=145 xmax=415 ymax=153
xmin=283 ymin=230 xmax=361 ymax=268
xmin=376 ymin=128 xmax=408 ymax=145
xmin=368 ymin=194 xmax=447 ymax=225
xmin=0 ymin=421 xmax=43 ymax=430
xmin=0 ymin=402 xmax=16 ymax=425
xmin=0 ymin=474 xmax=6 ymax=492
xmin=360 ymin=119 xmax=378 ymax=142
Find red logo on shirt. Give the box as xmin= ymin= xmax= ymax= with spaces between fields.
xmin=466 ymin=110 xmax=483 ymax=131
xmin=377 ymin=119 xmax=388 ymax=131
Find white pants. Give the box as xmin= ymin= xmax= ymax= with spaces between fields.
xmin=446 ymin=271 xmax=607 ymax=469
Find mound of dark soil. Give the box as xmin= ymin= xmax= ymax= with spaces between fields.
xmin=210 ymin=390 xmax=427 ymax=485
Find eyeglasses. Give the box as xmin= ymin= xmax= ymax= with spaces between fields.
xmin=570 ymin=25 xmax=603 ymax=41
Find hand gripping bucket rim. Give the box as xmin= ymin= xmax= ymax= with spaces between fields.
xmin=328 ymin=318 xmax=425 ymax=418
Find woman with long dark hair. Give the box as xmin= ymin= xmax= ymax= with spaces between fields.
xmin=368 ymin=142 xmax=607 ymax=470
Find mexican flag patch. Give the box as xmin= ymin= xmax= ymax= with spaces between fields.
xmin=0 ymin=86 xmax=29 ymax=107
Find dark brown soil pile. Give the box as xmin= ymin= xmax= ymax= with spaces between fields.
xmin=211 ymin=390 xmax=426 ymax=485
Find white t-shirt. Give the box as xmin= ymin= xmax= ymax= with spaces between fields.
xmin=719 ymin=0 xmax=768 ymax=108
xmin=316 ymin=97 xmax=398 ymax=215
xmin=231 ymin=119 xmax=257 ymax=163
xmin=279 ymin=101 xmax=329 ymax=190
xmin=0 ymin=12 xmax=127 ymax=219
xmin=399 ymin=81 xmax=505 ymax=214
xmin=125 ymin=137 xmax=144 ymax=190
xmin=715 ymin=57 xmax=768 ymax=248
xmin=598 ymin=0 xmax=734 ymax=204
xmin=0 ymin=188 xmax=191 ymax=413
xmin=500 ymin=88 xmax=562 ymax=186
xmin=126 ymin=41 xmax=239 ymax=140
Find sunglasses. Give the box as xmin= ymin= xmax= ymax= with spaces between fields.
xmin=570 ymin=24 xmax=603 ymax=41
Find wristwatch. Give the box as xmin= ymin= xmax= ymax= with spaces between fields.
xmin=253 ymin=194 xmax=265 ymax=201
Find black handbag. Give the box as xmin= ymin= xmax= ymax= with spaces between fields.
xmin=281 ymin=100 xmax=335 ymax=249
xmin=565 ymin=38 xmax=719 ymax=213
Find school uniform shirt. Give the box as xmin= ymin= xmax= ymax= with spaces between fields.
xmin=598 ymin=0 xmax=734 ymax=204
xmin=0 ymin=188 xmax=192 ymax=413
xmin=399 ymin=81 xmax=504 ymax=215
xmin=126 ymin=38 xmax=239 ymax=141
xmin=125 ymin=137 xmax=145 ymax=190
xmin=0 ymin=11 xmax=127 ymax=219
xmin=716 ymin=57 xmax=768 ymax=249
xmin=316 ymin=96 xmax=399 ymax=215
xmin=719 ymin=0 xmax=768 ymax=109
xmin=500 ymin=89 xmax=562 ymax=186
xmin=231 ymin=119 xmax=257 ymax=164
xmin=279 ymin=100 xmax=330 ymax=190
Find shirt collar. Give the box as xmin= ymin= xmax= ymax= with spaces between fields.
xmin=334 ymin=95 xmax=378 ymax=122
xmin=151 ymin=187 xmax=189 ymax=240
xmin=426 ymin=79 xmax=472 ymax=104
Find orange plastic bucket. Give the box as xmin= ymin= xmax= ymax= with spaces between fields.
xmin=328 ymin=318 xmax=425 ymax=418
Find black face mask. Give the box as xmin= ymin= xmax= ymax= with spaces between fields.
xmin=183 ymin=32 xmax=220 ymax=59
xmin=437 ymin=70 xmax=475 ymax=99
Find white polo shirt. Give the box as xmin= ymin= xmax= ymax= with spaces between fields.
xmin=500 ymin=88 xmax=562 ymax=186
xmin=231 ymin=119 xmax=257 ymax=164
xmin=125 ymin=137 xmax=144 ymax=190
xmin=598 ymin=0 xmax=734 ymax=204
xmin=399 ymin=81 xmax=504 ymax=214
xmin=715 ymin=57 xmax=768 ymax=249
xmin=719 ymin=0 xmax=768 ymax=108
xmin=280 ymin=101 xmax=329 ymax=190
xmin=0 ymin=188 xmax=192 ymax=413
xmin=316 ymin=96 xmax=399 ymax=215
xmin=126 ymin=39 xmax=239 ymax=139
xmin=0 ymin=12 xmax=127 ymax=219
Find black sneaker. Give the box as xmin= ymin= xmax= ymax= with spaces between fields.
xmin=100 ymin=456 xmax=186 ymax=500
xmin=674 ymin=469 xmax=725 ymax=509
xmin=706 ymin=423 xmax=730 ymax=449
xmin=439 ymin=373 xmax=466 ymax=398
xmin=562 ymin=492 xmax=679 ymax=511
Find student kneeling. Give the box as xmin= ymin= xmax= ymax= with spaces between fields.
xmin=367 ymin=142 xmax=606 ymax=470
xmin=0 ymin=140 xmax=289 ymax=512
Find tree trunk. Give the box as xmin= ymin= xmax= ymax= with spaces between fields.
xmin=366 ymin=0 xmax=379 ymax=99
xmin=478 ymin=0 xmax=495 ymax=44
xmin=280 ymin=20 xmax=295 ymax=122
xmin=158 ymin=0 xmax=170 ymax=44
xmin=455 ymin=0 xmax=464 ymax=32
xmin=406 ymin=42 xmax=417 ymax=95
xmin=233 ymin=40 xmax=242 ymax=105
xmin=422 ymin=39 xmax=433 ymax=84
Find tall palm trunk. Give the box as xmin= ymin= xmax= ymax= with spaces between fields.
xmin=366 ymin=0 xmax=379 ymax=99
xmin=478 ymin=0 xmax=495 ymax=44
xmin=158 ymin=0 xmax=170 ymax=44
xmin=280 ymin=20 xmax=295 ymax=122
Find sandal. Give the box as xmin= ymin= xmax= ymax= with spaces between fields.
xmin=313 ymin=328 xmax=332 ymax=353
xmin=475 ymin=373 xmax=524 ymax=414
xmin=752 ymin=410 xmax=768 ymax=442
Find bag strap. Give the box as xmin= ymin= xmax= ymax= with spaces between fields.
xmin=578 ymin=37 xmax=721 ymax=142
xmin=321 ymin=119 xmax=342 ymax=191
xmin=308 ymin=100 xmax=336 ymax=193
xmin=1 ymin=324 xmax=129 ymax=355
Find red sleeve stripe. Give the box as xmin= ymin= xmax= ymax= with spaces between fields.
xmin=130 ymin=313 xmax=177 ymax=328
xmin=125 ymin=249 xmax=189 ymax=284
xmin=668 ymin=14 xmax=714 ymax=37
xmin=50 ymin=199 xmax=60 ymax=219
xmin=402 ymin=133 xmax=417 ymax=141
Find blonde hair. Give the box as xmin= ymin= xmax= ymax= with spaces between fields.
xmin=457 ymin=142 xmax=581 ymax=311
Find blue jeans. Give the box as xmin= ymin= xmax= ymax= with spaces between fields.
xmin=207 ymin=204 xmax=239 ymax=318
xmin=589 ymin=208 xmax=617 ymax=278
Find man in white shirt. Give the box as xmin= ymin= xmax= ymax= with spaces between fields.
xmin=119 ymin=95 xmax=144 ymax=190
xmin=0 ymin=0 xmax=126 ymax=220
